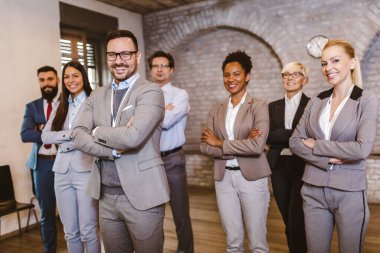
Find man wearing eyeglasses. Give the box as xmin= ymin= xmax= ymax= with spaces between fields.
xmin=72 ymin=30 xmax=170 ymax=253
xmin=148 ymin=51 xmax=194 ymax=253
xmin=266 ymin=62 xmax=310 ymax=253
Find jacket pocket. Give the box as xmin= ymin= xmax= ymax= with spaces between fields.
xmin=138 ymin=156 xmax=164 ymax=171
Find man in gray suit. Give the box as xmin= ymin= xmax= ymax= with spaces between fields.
xmin=72 ymin=30 xmax=170 ymax=253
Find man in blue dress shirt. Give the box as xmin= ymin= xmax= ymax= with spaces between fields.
xmin=149 ymin=51 xmax=194 ymax=253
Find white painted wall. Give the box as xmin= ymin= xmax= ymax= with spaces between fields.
xmin=0 ymin=0 xmax=143 ymax=235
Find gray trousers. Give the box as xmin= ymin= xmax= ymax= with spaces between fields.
xmin=162 ymin=149 xmax=194 ymax=253
xmin=99 ymin=193 xmax=165 ymax=253
xmin=301 ymin=184 xmax=369 ymax=253
xmin=215 ymin=171 xmax=270 ymax=253
xmin=55 ymin=170 xmax=100 ymax=253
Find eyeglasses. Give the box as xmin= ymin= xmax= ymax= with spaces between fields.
xmin=151 ymin=64 xmax=171 ymax=69
xmin=282 ymin=72 xmax=303 ymax=79
xmin=106 ymin=51 xmax=137 ymax=61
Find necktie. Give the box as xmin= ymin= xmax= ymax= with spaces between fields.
xmin=43 ymin=101 xmax=52 ymax=149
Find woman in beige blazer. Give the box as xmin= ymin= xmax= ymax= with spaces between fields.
xmin=42 ymin=61 xmax=100 ymax=253
xmin=201 ymin=51 xmax=271 ymax=253
xmin=289 ymin=40 xmax=378 ymax=253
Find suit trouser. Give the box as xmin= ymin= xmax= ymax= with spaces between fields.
xmin=162 ymin=149 xmax=194 ymax=253
xmin=301 ymin=184 xmax=369 ymax=253
xmin=271 ymin=155 xmax=307 ymax=253
xmin=34 ymin=157 xmax=57 ymax=253
xmin=99 ymin=193 xmax=165 ymax=253
xmin=215 ymin=170 xmax=270 ymax=253
xmin=55 ymin=169 xmax=100 ymax=253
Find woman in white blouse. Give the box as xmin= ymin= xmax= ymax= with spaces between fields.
xmin=42 ymin=61 xmax=100 ymax=253
xmin=289 ymin=39 xmax=378 ymax=253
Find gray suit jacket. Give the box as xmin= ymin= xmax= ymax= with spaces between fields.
xmin=289 ymin=86 xmax=378 ymax=191
xmin=42 ymin=100 xmax=95 ymax=173
xmin=200 ymin=93 xmax=271 ymax=181
xmin=73 ymin=76 xmax=170 ymax=210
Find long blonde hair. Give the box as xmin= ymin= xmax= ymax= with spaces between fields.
xmin=322 ymin=39 xmax=362 ymax=88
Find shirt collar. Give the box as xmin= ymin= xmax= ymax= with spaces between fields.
xmin=285 ymin=91 xmax=302 ymax=104
xmin=161 ymin=82 xmax=172 ymax=92
xmin=112 ymin=72 xmax=140 ymax=90
xmin=44 ymin=94 xmax=59 ymax=103
xmin=228 ymin=92 xmax=247 ymax=108
xmin=68 ymin=90 xmax=86 ymax=105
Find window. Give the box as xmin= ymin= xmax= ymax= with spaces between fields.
xmin=60 ymin=33 xmax=99 ymax=89
xmin=59 ymin=2 xmax=118 ymax=89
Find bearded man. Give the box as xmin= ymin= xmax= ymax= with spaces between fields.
xmin=21 ymin=66 xmax=59 ymax=253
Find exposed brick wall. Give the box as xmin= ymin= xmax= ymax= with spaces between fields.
xmin=144 ymin=0 xmax=380 ymax=202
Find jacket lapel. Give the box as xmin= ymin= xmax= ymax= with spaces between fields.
xmin=37 ymin=98 xmax=46 ymax=122
xmin=276 ymin=99 xmax=286 ymax=129
xmin=234 ymin=95 xmax=253 ymax=139
xmin=292 ymin=93 xmax=308 ymax=129
xmin=70 ymin=100 xmax=87 ymax=129
xmin=218 ymin=101 xmax=229 ymax=140
xmin=104 ymin=85 xmax=113 ymax=127
xmin=114 ymin=76 xmax=142 ymax=127
xmin=310 ymin=97 xmax=329 ymax=140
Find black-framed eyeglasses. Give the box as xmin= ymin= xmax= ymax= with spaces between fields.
xmin=151 ymin=64 xmax=171 ymax=69
xmin=106 ymin=51 xmax=137 ymax=61
xmin=281 ymin=72 xmax=303 ymax=79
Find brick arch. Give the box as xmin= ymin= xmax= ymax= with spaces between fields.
xmin=164 ymin=25 xmax=282 ymax=67
xmin=145 ymin=4 xmax=286 ymax=65
xmin=361 ymin=32 xmax=380 ymax=153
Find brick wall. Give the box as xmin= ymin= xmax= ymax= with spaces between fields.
xmin=143 ymin=0 xmax=380 ymax=202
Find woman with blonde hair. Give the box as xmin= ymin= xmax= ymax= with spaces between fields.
xmin=289 ymin=39 xmax=378 ymax=253
xmin=266 ymin=61 xmax=309 ymax=253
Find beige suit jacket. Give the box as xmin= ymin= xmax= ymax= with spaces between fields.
xmin=200 ymin=93 xmax=271 ymax=181
xmin=73 ymin=76 xmax=170 ymax=210
xmin=289 ymin=86 xmax=378 ymax=191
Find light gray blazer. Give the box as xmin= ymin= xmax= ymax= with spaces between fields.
xmin=289 ymin=86 xmax=378 ymax=191
xmin=42 ymin=100 xmax=95 ymax=173
xmin=200 ymin=93 xmax=271 ymax=181
xmin=72 ymin=76 xmax=170 ymax=211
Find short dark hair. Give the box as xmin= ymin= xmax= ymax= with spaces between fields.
xmin=37 ymin=66 xmax=58 ymax=76
xmin=105 ymin=29 xmax=138 ymax=51
xmin=222 ymin=50 xmax=252 ymax=74
xmin=148 ymin=50 xmax=175 ymax=69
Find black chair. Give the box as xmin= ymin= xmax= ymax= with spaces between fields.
xmin=0 ymin=165 xmax=38 ymax=237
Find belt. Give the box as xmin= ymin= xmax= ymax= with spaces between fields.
xmin=160 ymin=146 xmax=182 ymax=157
xmin=37 ymin=154 xmax=56 ymax=160
xmin=225 ymin=166 xmax=240 ymax=171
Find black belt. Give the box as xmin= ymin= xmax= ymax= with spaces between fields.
xmin=37 ymin=154 xmax=56 ymax=160
xmin=161 ymin=146 xmax=182 ymax=157
xmin=225 ymin=166 xmax=240 ymax=171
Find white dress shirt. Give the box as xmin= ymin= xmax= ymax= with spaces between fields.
xmin=39 ymin=96 xmax=59 ymax=155
xmin=319 ymin=85 xmax=354 ymax=169
xmin=281 ymin=91 xmax=302 ymax=155
xmin=225 ymin=92 xmax=247 ymax=167
xmin=285 ymin=91 xmax=302 ymax=130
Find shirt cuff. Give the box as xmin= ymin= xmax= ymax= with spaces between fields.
xmin=112 ymin=149 xmax=121 ymax=158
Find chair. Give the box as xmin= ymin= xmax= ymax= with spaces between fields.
xmin=0 ymin=165 xmax=38 ymax=237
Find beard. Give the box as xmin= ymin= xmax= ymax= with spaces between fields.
xmin=40 ymin=86 xmax=58 ymax=101
xmin=110 ymin=63 xmax=136 ymax=82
